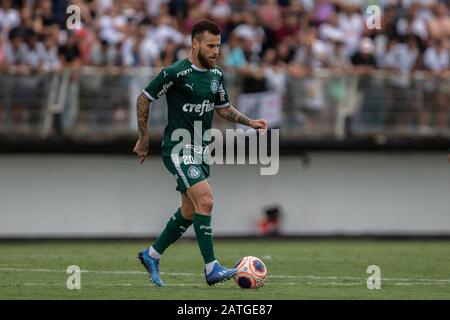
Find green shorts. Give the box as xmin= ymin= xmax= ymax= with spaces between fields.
xmin=162 ymin=153 xmax=210 ymax=193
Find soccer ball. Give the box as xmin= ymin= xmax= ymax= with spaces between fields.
xmin=233 ymin=256 xmax=267 ymax=289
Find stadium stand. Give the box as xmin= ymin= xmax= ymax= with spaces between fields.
xmin=0 ymin=0 xmax=449 ymax=149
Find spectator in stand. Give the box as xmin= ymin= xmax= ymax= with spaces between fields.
xmin=350 ymin=37 xmax=381 ymax=130
xmin=0 ymin=32 xmax=6 ymax=69
xmin=319 ymin=12 xmax=345 ymax=45
xmin=22 ymin=31 xmax=42 ymax=70
xmin=427 ymin=3 xmax=450 ymax=40
xmin=4 ymin=32 xmax=28 ymax=127
xmin=58 ymin=31 xmax=81 ymax=67
xmin=160 ymin=38 xmax=186 ymax=67
xmin=293 ymin=26 xmax=331 ymax=69
xmin=0 ymin=0 xmax=20 ymax=37
xmin=233 ymin=11 xmax=266 ymax=55
xmin=237 ymin=34 xmax=267 ymax=94
xmin=383 ymin=36 xmax=420 ymax=78
xmin=383 ymin=36 xmax=420 ymax=130
xmin=421 ymin=38 xmax=450 ymax=132
xmin=338 ymin=2 xmax=364 ymax=57
xmin=351 ymin=37 xmax=377 ymax=71
xmin=8 ymin=5 xmax=34 ymax=41
xmin=146 ymin=0 xmax=169 ymax=18
xmin=273 ymin=11 xmax=301 ymax=45
xmin=0 ymin=0 xmax=449 ymax=133
xmin=0 ymin=32 xmax=8 ymax=125
xmin=327 ymin=36 xmax=351 ymax=71
xmin=261 ymin=47 xmax=287 ymax=95
xmin=33 ymin=1 xmax=58 ymax=37
xmin=4 ymin=32 xmax=27 ymax=67
xmin=97 ymin=3 xmax=127 ymax=46
xmin=138 ymin=23 xmax=164 ymax=67
xmin=396 ymin=10 xmax=429 ymax=43
xmin=258 ymin=0 xmax=282 ymax=27
xmin=208 ymin=0 xmax=232 ymax=36
xmin=89 ymin=38 xmax=115 ymax=67
xmin=424 ymin=38 xmax=450 ymax=76
xmin=39 ymin=34 xmax=60 ymax=72
xmin=312 ymin=0 xmax=335 ymax=26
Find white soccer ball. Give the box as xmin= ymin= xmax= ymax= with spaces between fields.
xmin=233 ymin=256 xmax=267 ymax=289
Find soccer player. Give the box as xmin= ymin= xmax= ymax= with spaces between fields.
xmin=133 ymin=20 xmax=268 ymax=287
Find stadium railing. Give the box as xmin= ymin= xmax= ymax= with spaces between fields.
xmin=0 ymin=67 xmax=449 ymax=144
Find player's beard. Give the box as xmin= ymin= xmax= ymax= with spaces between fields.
xmin=197 ymin=48 xmax=218 ymax=69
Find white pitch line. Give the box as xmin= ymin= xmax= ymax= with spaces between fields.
xmin=1 ymin=281 xmax=450 ymax=288
xmin=1 ymin=267 xmax=449 ymax=285
xmin=269 ymin=274 xmax=450 ymax=283
xmin=0 ymin=283 xmax=203 ymax=287
xmin=0 ymin=282 xmax=366 ymax=287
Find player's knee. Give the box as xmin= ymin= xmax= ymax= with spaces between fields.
xmin=196 ymin=195 xmax=213 ymax=214
xmin=181 ymin=205 xmax=195 ymax=220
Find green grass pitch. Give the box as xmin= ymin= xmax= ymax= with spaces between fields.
xmin=0 ymin=239 xmax=449 ymax=300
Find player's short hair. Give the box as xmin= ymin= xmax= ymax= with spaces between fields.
xmin=191 ymin=20 xmax=220 ymax=41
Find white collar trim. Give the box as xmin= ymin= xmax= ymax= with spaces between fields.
xmin=191 ymin=63 xmax=208 ymax=72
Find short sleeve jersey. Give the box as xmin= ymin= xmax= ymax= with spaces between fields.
xmin=143 ymin=59 xmax=230 ymax=157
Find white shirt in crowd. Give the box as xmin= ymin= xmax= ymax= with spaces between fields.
xmin=384 ymin=43 xmax=418 ymax=71
xmin=204 ymin=0 xmax=232 ymax=20
xmin=4 ymin=41 xmax=27 ymax=65
xmin=424 ymin=46 xmax=449 ymax=71
xmin=319 ymin=22 xmax=345 ymax=44
xmin=338 ymin=12 xmax=364 ymax=57
xmin=38 ymin=44 xmax=60 ymax=71
xmin=146 ymin=0 xmax=169 ymax=17
xmin=146 ymin=23 xmax=184 ymax=52
xmin=0 ymin=6 xmax=20 ymax=35
xmin=96 ymin=0 xmax=113 ymax=15
xmin=98 ymin=13 xmax=127 ymax=44
xmin=396 ymin=16 xmax=428 ymax=40
xmin=233 ymin=23 xmax=265 ymax=54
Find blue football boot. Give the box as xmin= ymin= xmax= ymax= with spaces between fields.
xmin=205 ymin=262 xmax=238 ymax=286
xmin=137 ymin=249 xmax=164 ymax=287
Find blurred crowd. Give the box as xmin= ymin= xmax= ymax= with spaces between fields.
xmin=0 ymin=0 xmax=449 ymax=76
xmin=0 ymin=0 xmax=449 ymax=134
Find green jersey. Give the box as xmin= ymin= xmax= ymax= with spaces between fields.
xmin=143 ymin=58 xmax=230 ymax=157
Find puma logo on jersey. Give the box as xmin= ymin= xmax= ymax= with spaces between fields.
xmin=163 ymin=70 xmax=169 ymax=78
xmin=185 ymin=83 xmax=195 ymax=91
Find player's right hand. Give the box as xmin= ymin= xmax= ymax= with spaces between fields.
xmin=133 ymin=137 xmax=149 ymax=164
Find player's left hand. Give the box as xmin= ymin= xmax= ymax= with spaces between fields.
xmin=249 ymin=119 xmax=269 ymax=134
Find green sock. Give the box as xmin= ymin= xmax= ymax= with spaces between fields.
xmin=152 ymin=208 xmax=193 ymax=255
xmin=193 ymin=213 xmax=216 ymax=264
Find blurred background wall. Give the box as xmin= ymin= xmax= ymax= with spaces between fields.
xmin=1 ymin=153 xmax=449 ymax=238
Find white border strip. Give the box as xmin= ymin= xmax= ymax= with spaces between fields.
xmin=215 ymin=102 xmax=230 ymax=108
xmin=142 ymin=90 xmax=156 ymax=101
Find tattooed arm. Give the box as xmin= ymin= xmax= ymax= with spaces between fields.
xmin=133 ymin=92 xmax=151 ymax=163
xmin=215 ymin=105 xmax=268 ymax=130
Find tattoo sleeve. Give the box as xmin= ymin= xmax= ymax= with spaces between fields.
xmin=137 ymin=92 xmax=151 ymax=138
xmin=225 ymin=105 xmax=251 ymax=126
